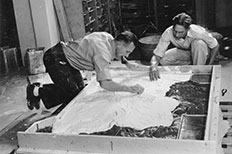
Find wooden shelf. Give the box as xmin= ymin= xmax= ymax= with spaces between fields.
xmin=81 ymin=0 xmax=116 ymax=33
xmin=119 ymin=0 xmax=157 ymax=36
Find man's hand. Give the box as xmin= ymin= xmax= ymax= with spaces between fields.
xmin=129 ymin=84 xmax=144 ymax=94
xmin=149 ymin=65 xmax=160 ymax=81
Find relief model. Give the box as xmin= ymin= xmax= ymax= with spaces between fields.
xmin=40 ymin=67 xmax=209 ymax=139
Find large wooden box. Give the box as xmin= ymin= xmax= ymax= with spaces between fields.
xmin=16 ymin=65 xmax=227 ymax=154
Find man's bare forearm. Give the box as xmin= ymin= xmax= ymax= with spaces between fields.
xmin=150 ymin=54 xmax=161 ymax=67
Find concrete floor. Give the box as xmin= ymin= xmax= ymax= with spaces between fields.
xmin=0 ymin=69 xmax=58 ymax=154
xmin=0 ymin=59 xmax=232 ymax=154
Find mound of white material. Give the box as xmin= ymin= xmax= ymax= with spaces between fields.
xmin=53 ymin=69 xmax=192 ymax=135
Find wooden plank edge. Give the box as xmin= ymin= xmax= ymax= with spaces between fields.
xmin=205 ymin=65 xmax=222 ymax=141
xmin=17 ymin=131 xmax=218 ymax=154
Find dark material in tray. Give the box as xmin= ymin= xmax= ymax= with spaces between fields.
xmin=87 ymin=79 xmax=210 ymax=139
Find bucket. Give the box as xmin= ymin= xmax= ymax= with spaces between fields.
xmin=139 ymin=34 xmax=161 ymax=62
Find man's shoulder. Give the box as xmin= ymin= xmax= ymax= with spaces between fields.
xmin=189 ymin=24 xmax=206 ymax=33
xmin=84 ymin=31 xmax=113 ymax=41
xmin=160 ymin=26 xmax=173 ymax=37
xmin=164 ymin=26 xmax=173 ymax=33
xmin=187 ymin=24 xmax=208 ymax=38
xmin=87 ymin=31 xmax=112 ymax=37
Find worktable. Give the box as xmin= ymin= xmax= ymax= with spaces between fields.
xmin=16 ymin=62 xmax=229 ymax=154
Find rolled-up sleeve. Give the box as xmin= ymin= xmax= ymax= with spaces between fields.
xmin=93 ymin=55 xmax=112 ymax=82
xmin=153 ymin=30 xmax=171 ymax=57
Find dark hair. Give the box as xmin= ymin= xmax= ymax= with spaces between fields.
xmin=172 ymin=12 xmax=192 ymax=29
xmin=115 ymin=31 xmax=138 ymax=46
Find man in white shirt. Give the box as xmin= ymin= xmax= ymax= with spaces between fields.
xmin=26 ymin=31 xmax=146 ymax=110
xmin=149 ymin=12 xmax=219 ymax=81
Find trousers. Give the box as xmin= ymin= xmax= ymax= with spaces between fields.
xmin=39 ymin=42 xmax=85 ymax=109
xmin=160 ymin=39 xmax=209 ymax=66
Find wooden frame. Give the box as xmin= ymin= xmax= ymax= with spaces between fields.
xmin=16 ymin=65 xmax=226 ymax=154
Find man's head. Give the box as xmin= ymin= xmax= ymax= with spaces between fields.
xmin=172 ymin=13 xmax=192 ymax=39
xmin=114 ymin=31 xmax=137 ymax=59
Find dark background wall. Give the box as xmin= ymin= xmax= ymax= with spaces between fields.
xmin=0 ymin=0 xmax=19 ymax=48
xmin=216 ymin=0 xmax=232 ymax=28
xmin=0 ymin=0 xmax=21 ymax=72
xmin=119 ymin=0 xmax=232 ymax=36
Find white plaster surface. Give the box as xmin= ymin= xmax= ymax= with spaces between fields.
xmin=53 ymin=68 xmax=192 ymax=135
